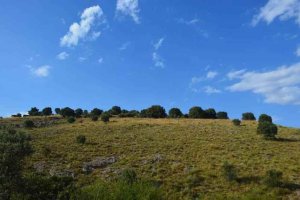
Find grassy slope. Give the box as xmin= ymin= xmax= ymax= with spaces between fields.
xmin=3 ymin=117 xmax=300 ymax=199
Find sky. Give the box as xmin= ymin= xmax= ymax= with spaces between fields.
xmin=0 ymin=0 xmax=300 ymax=127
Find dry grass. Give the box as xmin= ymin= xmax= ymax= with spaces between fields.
xmin=4 ymin=117 xmax=300 ymax=199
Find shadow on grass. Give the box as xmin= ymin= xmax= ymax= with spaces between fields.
xmin=86 ymin=142 xmax=98 ymax=145
xmin=275 ymin=137 xmax=300 ymax=142
xmin=281 ymin=182 xmax=300 ymax=191
xmin=237 ymin=176 xmax=261 ymax=184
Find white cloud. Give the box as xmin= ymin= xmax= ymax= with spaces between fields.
xmin=31 ymin=65 xmax=51 ymax=77
xmin=91 ymin=31 xmax=101 ymax=40
xmin=296 ymin=47 xmax=300 ymax=56
xmin=57 ymin=52 xmax=69 ymax=60
xmin=178 ymin=18 xmax=200 ymax=25
xmin=227 ymin=69 xmax=247 ymax=80
xmin=153 ymin=38 xmax=164 ymax=50
xmin=228 ymin=63 xmax=300 ymax=105
xmin=206 ymin=71 xmax=218 ymax=79
xmin=204 ymin=86 xmax=221 ymax=94
xmin=252 ymin=0 xmax=300 ymax=26
xmin=79 ymin=57 xmax=87 ymax=62
xmin=119 ymin=42 xmax=131 ymax=51
xmin=98 ymin=57 xmax=103 ymax=64
xmin=60 ymin=5 xmax=104 ymax=47
xmin=116 ymin=0 xmax=140 ymax=24
xmin=152 ymin=52 xmax=165 ymax=68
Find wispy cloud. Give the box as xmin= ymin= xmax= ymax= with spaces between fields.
xmin=152 ymin=52 xmax=165 ymax=68
xmin=178 ymin=18 xmax=200 ymax=25
xmin=153 ymin=38 xmax=164 ymax=50
xmin=98 ymin=57 xmax=103 ymax=64
xmin=119 ymin=42 xmax=131 ymax=51
xmin=60 ymin=5 xmax=104 ymax=47
xmin=228 ymin=63 xmax=300 ymax=105
xmin=227 ymin=69 xmax=247 ymax=80
xmin=78 ymin=57 xmax=87 ymax=62
xmin=30 ymin=65 xmax=51 ymax=77
xmin=116 ymin=0 xmax=140 ymax=24
xmin=57 ymin=52 xmax=69 ymax=60
xmin=204 ymin=86 xmax=221 ymax=94
xmin=206 ymin=71 xmax=218 ymax=79
xmin=252 ymin=0 xmax=300 ymax=26
xmin=296 ymin=46 xmax=300 ymax=57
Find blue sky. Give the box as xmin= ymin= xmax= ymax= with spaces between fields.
xmin=1 ymin=0 xmax=300 ymax=127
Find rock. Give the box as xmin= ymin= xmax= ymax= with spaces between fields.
xmin=33 ymin=161 xmax=47 ymax=173
xmin=82 ymin=156 xmax=117 ymax=173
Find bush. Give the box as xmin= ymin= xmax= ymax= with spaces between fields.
xmin=24 ymin=120 xmax=35 ymax=128
xmin=242 ymin=112 xmax=256 ymax=120
xmin=21 ymin=174 xmax=75 ymax=200
xmin=232 ymin=119 xmax=241 ymax=126
xmin=264 ymin=170 xmax=283 ymax=187
xmin=257 ymin=121 xmax=277 ymax=140
xmin=222 ymin=162 xmax=237 ymax=182
xmin=101 ymin=113 xmax=110 ymax=123
xmin=42 ymin=107 xmax=52 ymax=116
xmin=189 ymin=106 xmax=205 ymax=118
xmin=216 ymin=112 xmax=229 ymax=119
xmin=28 ymin=107 xmax=40 ymax=116
xmin=67 ymin=117 xmax=76 ymax=124
xmin=91 ymin=108 xmax=103 ymax=117
xmin=168 ymin=108 xmax=183 ymax=118
xmin=119 ymin=110 xmax=140 ymax=118
xmin=0 ymin=129 xmax=32 ymax=199
xmin=109 ymin=106 xmax=122 ymax=115
xmin=55 ymin=108 xmax=61 ymax=115
xmin=75 ymin=108 xmax=83 ymax=118
xmin=60 ymin=107 xmax=75 ymax=118
xmin=258 ymin=114 xmax=272 ymax=124
xmin=204 ymin=108 xmax=217 ymax=119
xmin=76 ymin=135 xmax=86 ymax=144
xmin=145 ymin=105 xmax=167 ymax=118
xmin=91 ymin=116 xmax=98 ymax=121
xmin=120 ymin=169 xmax=138 ymax=184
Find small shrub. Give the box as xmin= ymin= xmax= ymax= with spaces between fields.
xmin=101 ymin=113 xmax=110 ymax=123
xmin=24 ymin=120 xmax=35 ymax=128
xmin=232 ymin=119 xmax=241 ymax=126
xmin=67 ymin=117 xmax=76 ymax=123
xmin=120 ymin=169 xmax=138 ymax=184
xmin=264 ymin=170 xmax=283 ymax=187
xmin=222 ymin=162 xmax=237 ymax=182
xmin=76 ymin=135 xmax=86 ymax=144
xmin=91 ymin=116 xmax=98 ymax=121
xmin=257 ymin=121 xmax=278 ymax=140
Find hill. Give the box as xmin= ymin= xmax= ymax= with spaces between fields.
xmin=1 ymin=116 xmax=300 ymax=199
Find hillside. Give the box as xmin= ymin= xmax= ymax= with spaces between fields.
xmin=2 ymin=116 xmax=300 ymax=199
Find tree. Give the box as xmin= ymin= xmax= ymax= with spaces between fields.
xmin=28 ymin=107 xmax=40 ymax=116
xmin=242 ymin=112 xmax=256 ymax=120
xmin=60 ymin=107 xmax=75 ymax=118
xmin=42 ymin=107 xmax=52 ymax=116
xmin=189 ymin=106 xmax=205 ymax=118
xmin=109 ymin=106 xmax=122 ymax=115
xmin=0 ymin=129 xmax=32 ymax=199
xmin=258 ymin=114 xmax=272 ymax=124
xmin=257 ymin=121 xmax=277 ymax=140
xmin=119 ymin=110 xmax=140 ymax=118
xmin=83 ymin=110 xmax=89 ymax=118
xmin=146 ymin=105 xmax=167 ymax=118
xmin=168 ymin=108 xmax=183 ymax=118
xmin=54 ymin=108 xmax=61 ymax=115
xmin=75 ymin=108 xmax=83 ymax=118
xmin=216 ymin=112 xmax=229 ymax=119
xmin=205 ymin=108 xmax=217 ymax=119
xmin=90 ymin=108 xmax=103 ymax=117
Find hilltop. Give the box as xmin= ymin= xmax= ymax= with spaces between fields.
xmin=1 ymin=116 xmax=300 ymax=199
